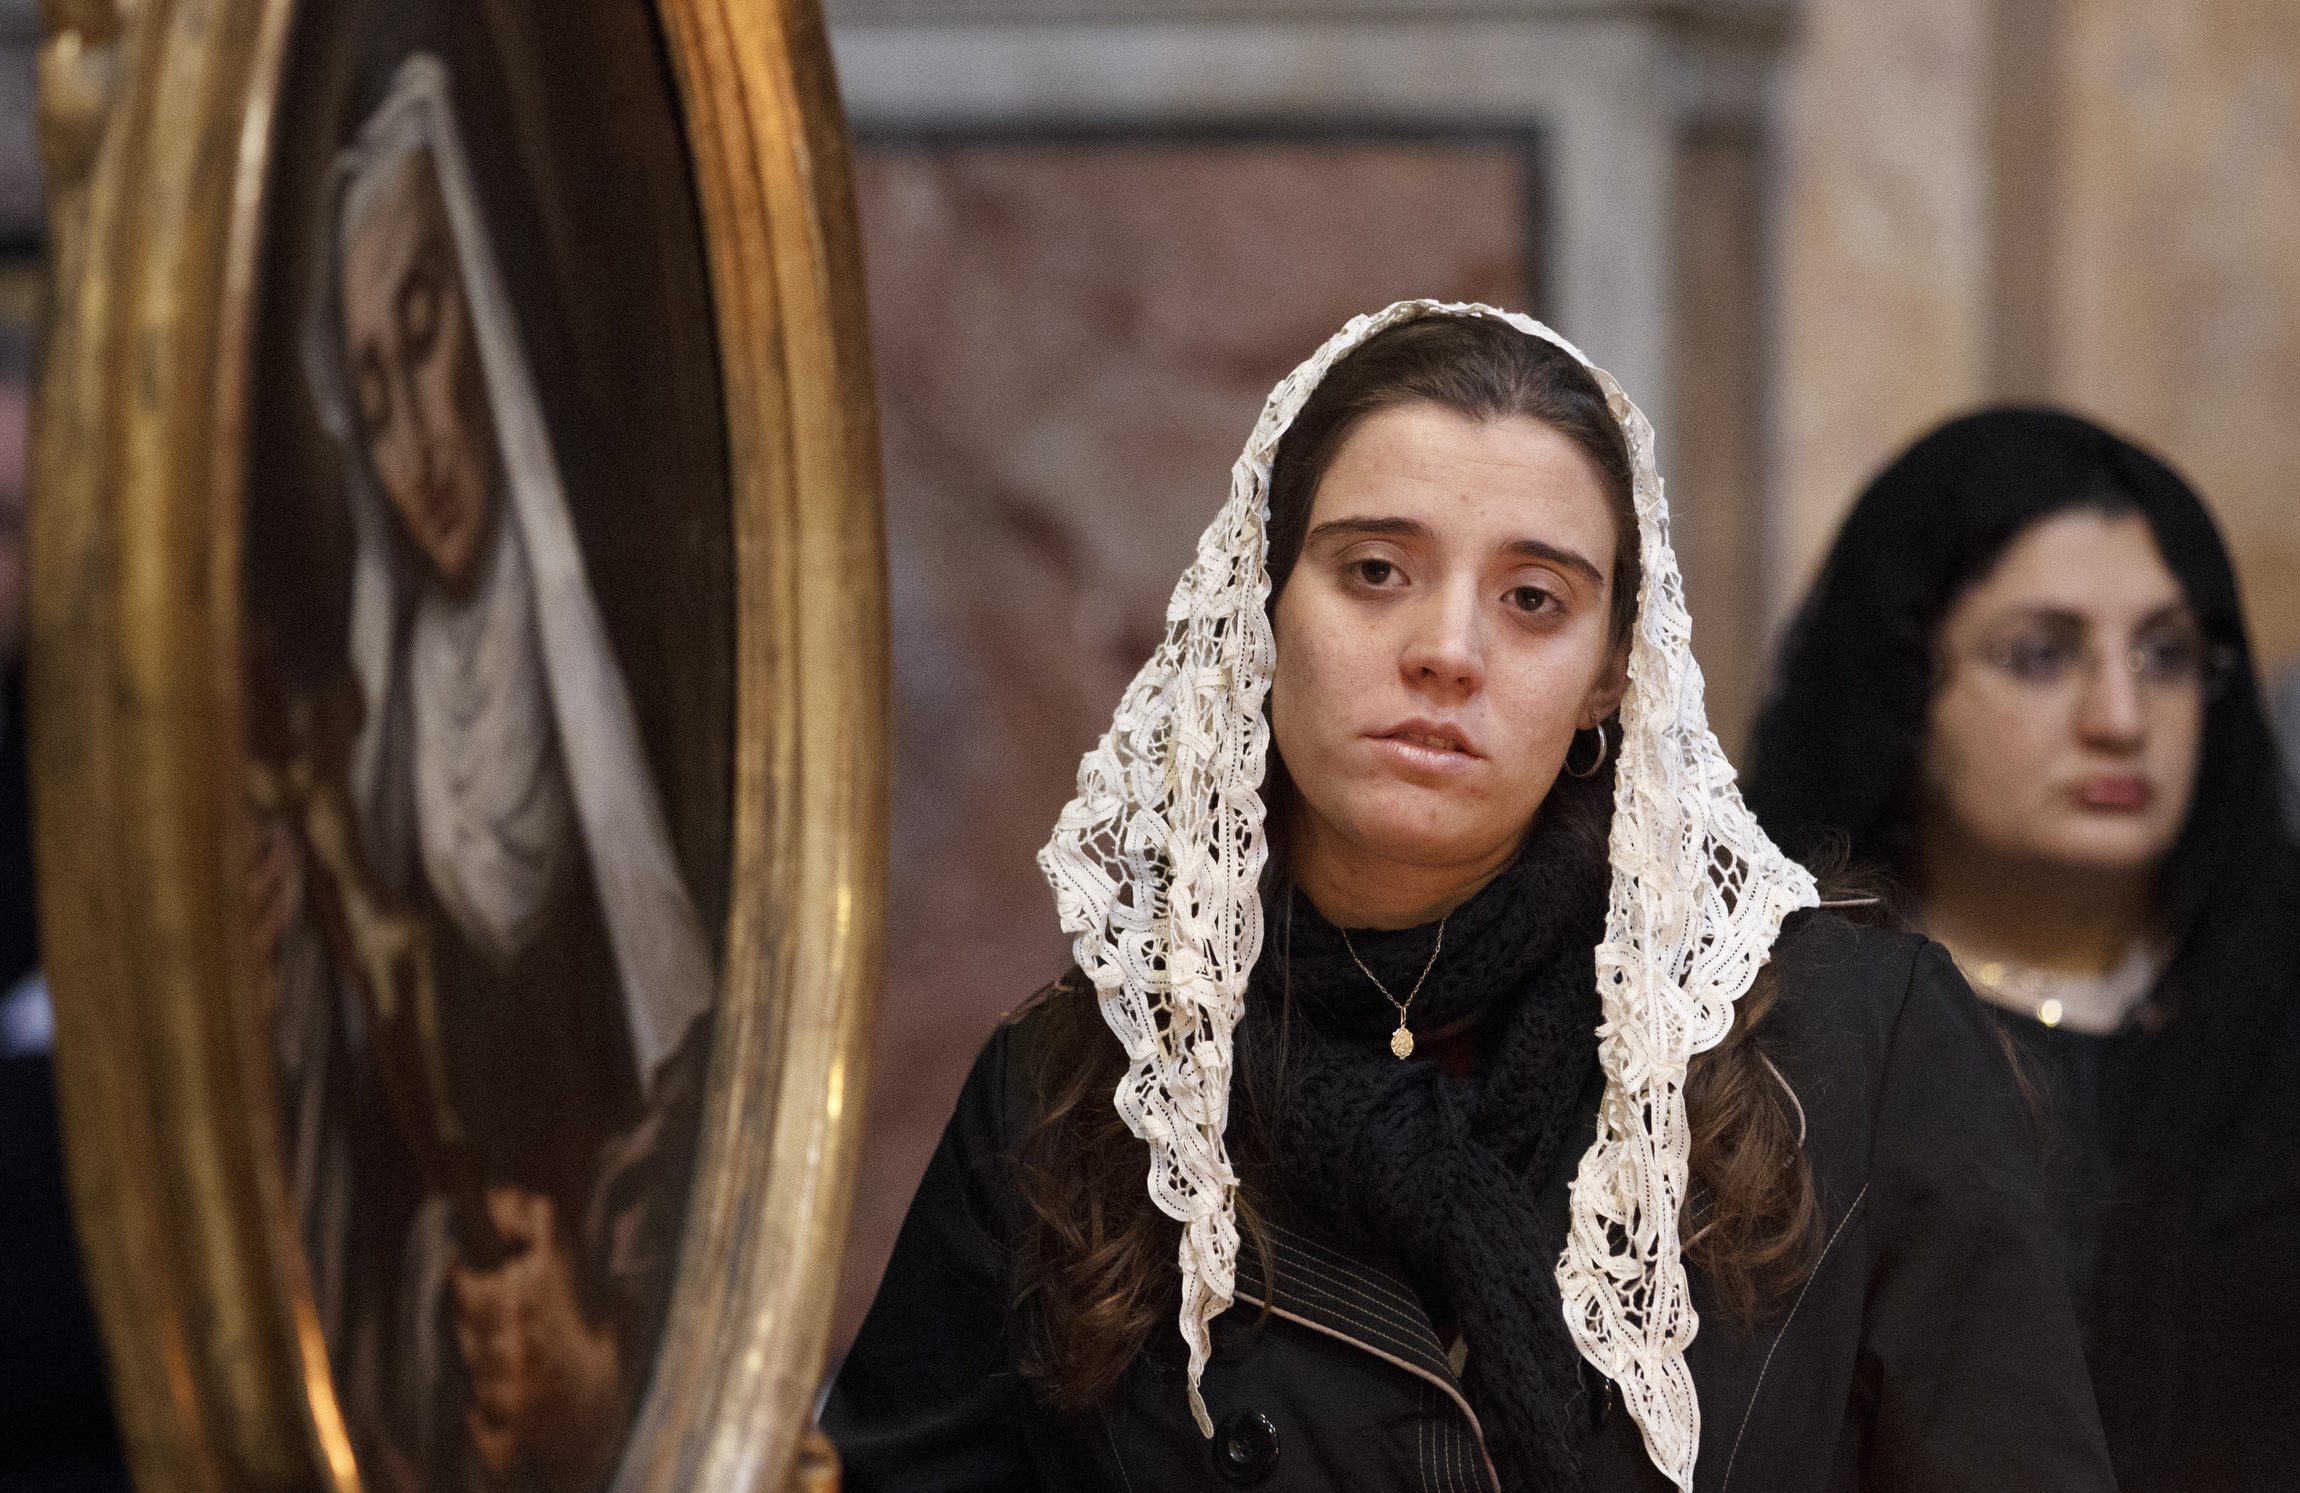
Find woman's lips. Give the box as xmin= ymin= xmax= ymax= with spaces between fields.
xmin=1367 ymin=722 xmax=1479 ymax=774
xmin=2074 ymin=775 xmax=2153 ymax=812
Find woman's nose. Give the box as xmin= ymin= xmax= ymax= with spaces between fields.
xmin=1400 ymin=582 xmax=1484 ymax=695
xmin=2075 ymin=653 xmax=2147 ymax=746
xmin=417 ymin=429 xmax=447 ymax=491
xmin=393 ymin=358 xmax=447 ymax=489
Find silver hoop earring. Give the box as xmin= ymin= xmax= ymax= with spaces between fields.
xmin=1565 ymin=723 xmax=1610 ymax=779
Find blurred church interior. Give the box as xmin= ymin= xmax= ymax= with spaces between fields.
xmin=4 ymin=0 xmax=2300 ymax=1484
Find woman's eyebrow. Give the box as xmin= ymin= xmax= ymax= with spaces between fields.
xmin=2137 ymin=600 xmax=2197 ymax=630
xmin=1501 ymin=538 xmax=1604 ymax=586
xmin=1993 ymin=606 xmax=2088 ymax=633
xmin=1305 ymin=515 xmax=1429 ymax=547
xmin=1997 ymin=602 xmax=2193 ymax=633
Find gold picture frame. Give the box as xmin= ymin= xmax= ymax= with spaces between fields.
xmin=29 ymin=0 xmax=884 ymax=1489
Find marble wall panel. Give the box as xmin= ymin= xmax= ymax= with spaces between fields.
xmin=1672 ymin=123 xmax=1769 ymax=757
xmin=1773 ymin=0 xmax=1992 ymax=610
xmin=2057 ymin=0 xmax=2300 ymax=670
xmin=838 ymin=138 xmax=1536 ymax=1343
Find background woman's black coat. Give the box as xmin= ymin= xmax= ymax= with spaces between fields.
xmin=2073 ymin=841 xmax=2300 ymax=1491
xmin=825 ymin=914 xmax=2115 ymax=1493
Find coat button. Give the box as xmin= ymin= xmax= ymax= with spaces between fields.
xmin=1581 ymin=1360 xmax=1615 ymax=1432
xmin=1213 ymin=1409 xmax=1281 ymax=1484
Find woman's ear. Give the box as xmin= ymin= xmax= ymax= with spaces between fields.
xmin=1579 ymin=646 xmax=1631 ymax=731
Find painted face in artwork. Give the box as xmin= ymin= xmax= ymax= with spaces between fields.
xmin=339 ymin=147 xmax=503 ymax=593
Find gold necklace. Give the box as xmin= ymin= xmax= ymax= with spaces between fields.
xmin=1941 ymin=939 xmax=2162 ymax=1034
xmin=1340 ymin=913 xmax=1449 ymax=1059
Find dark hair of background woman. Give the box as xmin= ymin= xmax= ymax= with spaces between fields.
xmin=1744 ymin=407 xmax=2300 ymax=1487
xmin=1012 ymin=316 xmax=1823 ymax=1412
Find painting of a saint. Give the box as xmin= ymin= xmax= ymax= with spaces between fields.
xmin=245 ymin=50 xmax=725 ymax=1493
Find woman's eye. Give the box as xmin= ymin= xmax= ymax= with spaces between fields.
xmin=1990 ymin=636 xmax=2077 ymax=682
xmin=354 ymin=347 xmax=391 ymax=438
xmin=1350 ymin=558 xmax=1399 ymax=586
xmin=2131 ymin=632 xmax=2204 ymax=685
xmin=399 ymin=243 xmax=446 ymax=357
xmin=1506 ymin=584 xmax=1557 ymax=615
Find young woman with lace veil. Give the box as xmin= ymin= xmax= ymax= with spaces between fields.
xmin=825 ymin=306 xmax=2115 ymax=1492
xmin=1746 ymin=409 xmax=2300 ymax=1492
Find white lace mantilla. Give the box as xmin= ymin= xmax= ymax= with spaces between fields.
xmin=1037 ymin=301 xmax=1819 ymax=1488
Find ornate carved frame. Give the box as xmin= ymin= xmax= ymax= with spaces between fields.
xmin=28 ymin=0 xmax=885 ymax=1489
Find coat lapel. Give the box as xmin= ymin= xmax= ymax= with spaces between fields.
xmin=1238 ymin=1218 xmax=1455 ymax=1382
xmin=1235 ymin=1216 xmax=1500 ymax=1491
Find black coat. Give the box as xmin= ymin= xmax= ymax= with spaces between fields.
xmin=2047 ymin=843 xmax=2300 ymax=1492
xmin=826 ymin=915 xmax=2117 ymax=1492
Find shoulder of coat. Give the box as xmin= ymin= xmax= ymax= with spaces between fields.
xmin=1756 ymin=912 xmax=1932 ymax=1064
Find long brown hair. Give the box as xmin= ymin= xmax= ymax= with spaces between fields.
xmin=1014 ymin=315 xmax=1820 ymax=1411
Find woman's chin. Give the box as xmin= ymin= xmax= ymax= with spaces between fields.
xmin=1324 ymin=805 xmax=1517 ymax=878
xmin=2022 ymin=824 xmax=2179 ymax=881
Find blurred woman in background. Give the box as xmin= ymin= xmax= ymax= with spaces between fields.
xmin=1748 ymin=408 xmax=2300 ymax=1492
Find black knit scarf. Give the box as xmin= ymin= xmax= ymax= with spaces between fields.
xmin=1238 ymin=802 xmax=1609 ymax=1492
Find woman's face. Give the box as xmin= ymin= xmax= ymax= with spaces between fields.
xmin=1924 ymin=509 xmax=2207 ymax=880
xmin=1269 ymin=402 xmax=1628 ymax=890
xmin=339 ymin=148 xmax=502 ymax=593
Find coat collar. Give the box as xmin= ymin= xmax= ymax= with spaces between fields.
xmin=1235 ymin=1215 xmax=1501 ymax=1492
xmin=1237 ymin=1216 xmax=1454 ymax=1384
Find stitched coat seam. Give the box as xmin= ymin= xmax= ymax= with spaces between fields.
xmin=1269 ymin=1247 xmax=1428 ymax=1326
xmin=1267 ymin=1226 xmax=1435 ymax=1320
xmin=1719 ymin=1183 xmax=1871 ymax=1493
xmin=1103 ymin=1413 xmax=1138 ymax=1493
xmin=1277 ymin=1275 xmax=1454 ymax=1369
xmin=1260 ymin=1243 xmax=1440 ymax=1346
xmin=1243 ymin=1245 xmax=1456 ymax=1379
xmin=1277 ymin=1266 xmax=1441 ymax=1344
xmin=1419 ymin=1384 xmax=1433 ymax=1493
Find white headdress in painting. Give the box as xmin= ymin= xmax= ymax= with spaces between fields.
xmin=1037 ymin=300 xmax=1819 ymax=1488
xmin=302 ymin=53 xmax=713 ymax=1090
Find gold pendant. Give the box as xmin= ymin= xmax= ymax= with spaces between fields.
xmin=1390 ymin=1025 xmax=1415 ymax=1059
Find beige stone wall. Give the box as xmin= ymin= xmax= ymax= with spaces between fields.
xmin=1776 ymin=0 xmax=2300 ymax=678
xmin=2057 ymin=0 xmax=2300 ymax=668
xmin=1774 ymin=0 xmax=1991 ymax=607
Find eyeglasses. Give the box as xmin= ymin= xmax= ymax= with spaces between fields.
xmin=1968 ymin=624 xmax=2238 ymax=699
